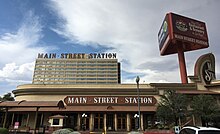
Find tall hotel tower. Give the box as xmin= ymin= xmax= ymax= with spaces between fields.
xmin=32 ymin=53 xmax=121 ymax=84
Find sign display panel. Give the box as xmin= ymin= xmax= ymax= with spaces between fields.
xmin=158 ymin=15 xmax=169 ymax=50
xmin=172 ymin=13 xmax=208 ymax=46
xmin=158 ymin=12 xmax=209 ymax=56
xmin=64 ymin=96 xmax=157 ymax=106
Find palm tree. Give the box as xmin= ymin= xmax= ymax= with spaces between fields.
xmin=156 ymin=89 xmax=188 ymax=125
xmin=191 ymin=94 xmax=219 ymax=127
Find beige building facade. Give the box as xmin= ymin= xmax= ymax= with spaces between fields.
xmin=0 ymin=53 xmax=220 ymax=133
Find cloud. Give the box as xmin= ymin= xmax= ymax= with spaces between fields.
xmin=0 ymin=11 xmax=51 ymax=94
xmin=0 ymin=62 xmax=34 ymax=83
xmin=0 ymin=62 xmax=35 ymax=95
xmin=0 ymin=11 xmax=47 ymax=65
xmin=49 ymin=0 xmax=220 ymax=83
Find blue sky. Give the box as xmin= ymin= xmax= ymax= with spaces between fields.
xmin=0 ymin=0 xmax=220 ymax=95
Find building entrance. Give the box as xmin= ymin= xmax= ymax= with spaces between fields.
xmin=106 ymin=114 xmax=114 ymax=131
xmin=117 ymin=114 xmax=126 ymax=130
xmin=94 ymin=113 xmax=104 ymax=130
xmin=64 ymin=113 xmax=78 ymax=130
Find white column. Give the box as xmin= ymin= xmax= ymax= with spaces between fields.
xmin=89 ymin=113 xmax=94 ymax=131
xmin=40 ymin=114 xmax=44 ymax=126
xmin=141 ymin=113 xmax=144 ymax=131
xmin=114 ymin=114 xmax=117 ymax=131
xmin=104 ymin=114 xmax=107 ymax=132
xmin=26 ymin=114 xmax=29 ymax=127
xmin=77 ymin=114 xmax=81 ymax=131
xmin=11 ymin=113 xmax=14 ymax=126
xmin=126 ymin=113 xmax=130 ymax=132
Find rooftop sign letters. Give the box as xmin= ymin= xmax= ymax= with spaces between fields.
xmin=194 ymin=53 xmax=216 ymax=85
xmin=158 ymin=12 xmax=209 ymax=56
xmin=64 ymin=96 xmax=157 ymax=106
xmin=38 ymin=53 xmax=117 ymax=59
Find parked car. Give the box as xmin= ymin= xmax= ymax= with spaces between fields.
xmin=179 ymin=126 xmax=220 ymax=134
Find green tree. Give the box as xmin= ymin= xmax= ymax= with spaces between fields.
xmin=191 ymin=94 xmax=219 ymax=127
xmin=156 ymin=104 xmax=173 ymax=124
xmin=156 ymin=89 xmax=188 ymax=125
xmin=0 ymin=93 xmax=14 ymax=101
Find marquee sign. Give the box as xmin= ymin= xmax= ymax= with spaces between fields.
xmin=158 ymin=12 xmax=209 ymax=56
xmin=64 ymin=96 xmax=157 ymax=106
xmin=37 ymin=53 xmax=117 ymax=59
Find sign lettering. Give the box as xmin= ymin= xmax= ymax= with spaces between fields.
xmin=64 ymin=96 xmax=157 ymax=106
xmin=202 ymin=61 xmax=215 ymax=84
xmin=37 ymin=53 xmax=117 ymax=59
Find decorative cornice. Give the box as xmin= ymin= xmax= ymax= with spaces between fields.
xmin=13 ymin=84 xmax=158 ymax=97
xmin=149 ymin=83 xmax=197 ymax=90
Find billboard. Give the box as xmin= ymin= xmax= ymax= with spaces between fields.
xmin=158 ymin=12 xmax=209 ymax=56
xmin=64 ymin=96 xmax=157 ymax=106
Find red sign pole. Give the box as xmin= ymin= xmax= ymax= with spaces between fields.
xmin=177 ymin=44 xmax=188 ymax=83
xmin=158 ymin=13 xmax=209 ymax=83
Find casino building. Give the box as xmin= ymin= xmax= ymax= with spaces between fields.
xmin=0 ymin=52 xmax=220 ymax=134
xmin=1 ymin=13 xmax=220 ymax=134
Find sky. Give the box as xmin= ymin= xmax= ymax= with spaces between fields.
xmin=0 ymin=0 xmax=220 ymax=95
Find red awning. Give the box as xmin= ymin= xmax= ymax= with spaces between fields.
xmin=8 ymin=105 xmax=157 ymax=112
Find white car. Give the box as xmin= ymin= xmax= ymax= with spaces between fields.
xmin=179 ymin=126 xmax=220 ymax=134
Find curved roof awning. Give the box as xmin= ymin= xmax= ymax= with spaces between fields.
xmin=7 ymin=105 xmax=157 ymax=112
xmin=0 ymin=100 xmax=65 ymax=108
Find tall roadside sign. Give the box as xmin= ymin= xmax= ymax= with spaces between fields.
xmin=158 ymin=12 xmax=209 ymax=83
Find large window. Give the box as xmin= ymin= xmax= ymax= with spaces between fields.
xmin=94 ymin=113 xmax=104 ymax=130
xmin=117 ymin=114 xmax=126 ymax=130
xmin=52 ymin=119 xmax=60 ymax=125
xmin=106 ymin=114 xmax=114 ymax=131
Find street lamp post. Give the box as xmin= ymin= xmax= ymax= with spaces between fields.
xmin=136 ymin=76 xmax=141 ymax=131
xmin=82 ymin=113 xmax=87 ymax=131
xmin=134 ymin=114 xmax=139 ymax=130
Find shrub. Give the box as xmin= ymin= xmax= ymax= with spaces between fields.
xmin=52 ymin=128 xmax=72 ymax=134
xmin=0 ymin=128 xmax=9 ymax=134
xmin=157 ymin=124 xmax=164 ymax=129
xmin=65 ymin=128 xmax=73 ymax=132
xmin=164 ymin=125 xmax=169 ymax=130
xmin=69 ymin=132 xmax=80 ymax=134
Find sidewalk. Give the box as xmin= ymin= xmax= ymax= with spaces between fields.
xmin=79 ymin=131 xmax=174 ymax=134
